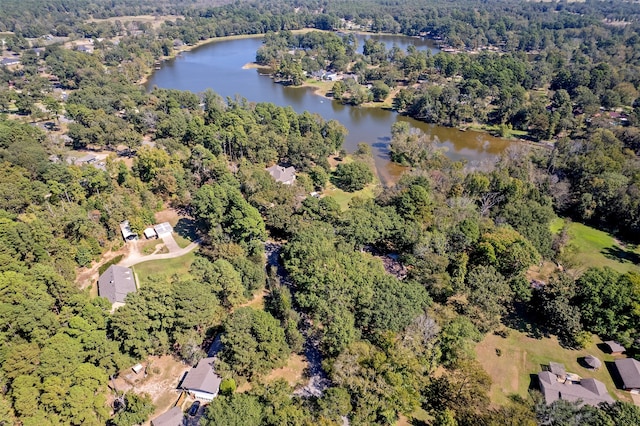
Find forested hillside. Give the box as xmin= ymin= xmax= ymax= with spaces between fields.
xmin=1 ymin=0 xmax=640 ymax=425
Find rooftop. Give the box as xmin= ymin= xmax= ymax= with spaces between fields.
xmin=98 ymin=265 xmax=136 ymax=304
xmin=605 ymin=340 xmax=626 ymax=353
xmin=154 ymin=222 xmax=173 ymax=237
xmin=181 ymin=357 xmax=222 ymax=396
xmin=538 ymin=370 xmax=614 ymax=407
xmin=615 ymin=358 xmax=640 ymax=390
xmin=266 ymin=164 xmax=296 ymax=185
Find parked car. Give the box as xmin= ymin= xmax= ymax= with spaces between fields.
xmin=188 ymin=400 xmax=200 ymax=416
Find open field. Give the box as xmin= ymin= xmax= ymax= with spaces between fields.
xmin=132 ymin=250 xmax=197 ymax=286
xmin=553 ymin=218 xmax=640 ymax=274
xmin=476 ymin=330 xmax=631 ymax=406
xmin=87 ymin=15 xmax=183 ymax=30
xmin=321 ymin=183 xmax=377 ymax=210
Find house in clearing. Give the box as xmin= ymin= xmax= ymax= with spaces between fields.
xmin=98 ymin=265 xmax=136 ymax=307
xmin=180 ymin=357 xmax=222 ymax=401
xmin=614 ymin=358 xmax=640 ymax=391
xmin=537 ymin=363 xmax=614 ymax=406
xmin=266 ymin=164 xmax=296 ymax=185
xmin=150 ymin=406 xmax=184 ymax=426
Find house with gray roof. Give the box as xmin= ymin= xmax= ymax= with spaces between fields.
xmin=150 ymin=406 xmax=184 ymax=426
xmin=615 ymin=358 xmax=640 ymax=391
xmin=1 ymin=57 xmax=20 ymax=66
xmin=538 ymin=370 xmax=614 ymax=406
xmin=98 ymin=265 xmax=136 ymax=305
xmin=605 ymin=340 xmax=626 ymax=355
xmin=180 ymin=357 xmax=222 ymax=401
xmin=266 ymin=164 xmax=296 ymax=185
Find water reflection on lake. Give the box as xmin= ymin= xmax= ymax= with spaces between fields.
xmin=146 ymin=34 xmax=509 ymax=184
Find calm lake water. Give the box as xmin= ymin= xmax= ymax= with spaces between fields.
xmin=146 ymin=34 xmax=510 ymax=184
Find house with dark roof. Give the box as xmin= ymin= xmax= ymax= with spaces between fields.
xmin=266 ymin=164 xmax=296 ymax=185
xmin=538 ymin=369 xmax=614 ymax=406
xmin=150 ymin=406 xmax=184 ymax=426
xmin=180 ymin=357 xmax=222 ymax=401
xmin=615 ymin=358 xmax=640 ymax=391
xmin=98 ymin=265 xmax=136 ymax=306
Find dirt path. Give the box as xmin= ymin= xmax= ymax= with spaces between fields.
xmin=75 ymin=243 xmax=134 ymax=290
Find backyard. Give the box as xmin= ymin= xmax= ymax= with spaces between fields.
xmin=476 ymin=330 xmax=631 ymax=407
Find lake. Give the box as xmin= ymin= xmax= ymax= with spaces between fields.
xmin=146 ymin=34 xmax=510 ymax=184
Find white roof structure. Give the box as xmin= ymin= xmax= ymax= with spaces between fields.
xmin=154 ymin=222 xmax=173 ymax=237
xmin=119 ymin=220 xmax=138 ymax=241
xmin=266 ymin=164 xmax=296 ymax=185
xmin=144 ymin=227 xmax=157 ymax=239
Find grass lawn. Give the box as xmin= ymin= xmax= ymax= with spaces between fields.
xmin=132 ymin=250 xmax=197 ymax=286
xmin=173 ymin=232 xmax=192 ymax=249
xmin=476 ymin=330 xmax=631 ymax=406
xmin=322 ymin=183 xmax=376 ymax=210
xmin=555 ymin=219 xmax=640 ymax=274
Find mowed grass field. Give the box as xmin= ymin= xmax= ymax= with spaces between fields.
xmin=476 ymin=331 xmax=631 ymax=406
xmin=551 ymin=218 xmax=640 ymax=274
xmin=477 ymin=218 xmax=639 ymax=407
xmin=132 ymin=250 xmax=197 ymax=286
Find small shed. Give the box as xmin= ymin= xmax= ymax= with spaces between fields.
xmin=144 ymin=227 xmax=157 ymax=239
xmin=605 ymin=340 xmax=626 ymax=355
xmin=584 ymin=355 xmax=602 ymax=370
xmin=120 ymin=220 xmax=138 ymax=241
xmin=132 ymin=364 xmax=144 ymax=374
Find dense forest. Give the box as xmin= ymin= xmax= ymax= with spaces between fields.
xmin=1 ymin=0 xmax=640 ymax=425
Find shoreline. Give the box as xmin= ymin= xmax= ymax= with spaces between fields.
xmin=142 ymin=31 xmax=546 ymax=146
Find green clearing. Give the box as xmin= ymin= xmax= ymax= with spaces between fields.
xmin=173 ymin=232 xmax=192 ymax=249
xmin=132 ymin=250 xmax=197 ymax=286
xmin=322 ymin=183 xmax=376 ymax=210
xmin=555 ymin=219 xmax=640 ymax=274
xmin=476 ymin=330 xmax=631 ymax=406
xmin=140 ymin=239 xmax=163 ymax=255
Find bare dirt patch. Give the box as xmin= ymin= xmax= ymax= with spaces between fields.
xmin=264 ymin=353 xmax=309 ymax=388
xmin=111 ymin=355 xmax=190 ymax=421
xmin=155 ymin=208 xmax=182 ymax=227
xmin=75 ymin=243 xmax=132 ymax=290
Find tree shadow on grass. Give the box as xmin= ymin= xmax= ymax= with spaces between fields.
xmin=174 ymin=217 xmax=202 ymax=241
xmin=502 ymin=303 xmax=549 ymax=340
xmin=601 ymin=245 xmax=640 ymax=265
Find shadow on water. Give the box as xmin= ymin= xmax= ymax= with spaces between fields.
xmin=601 ymin=245 xmax=640 ymax=265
